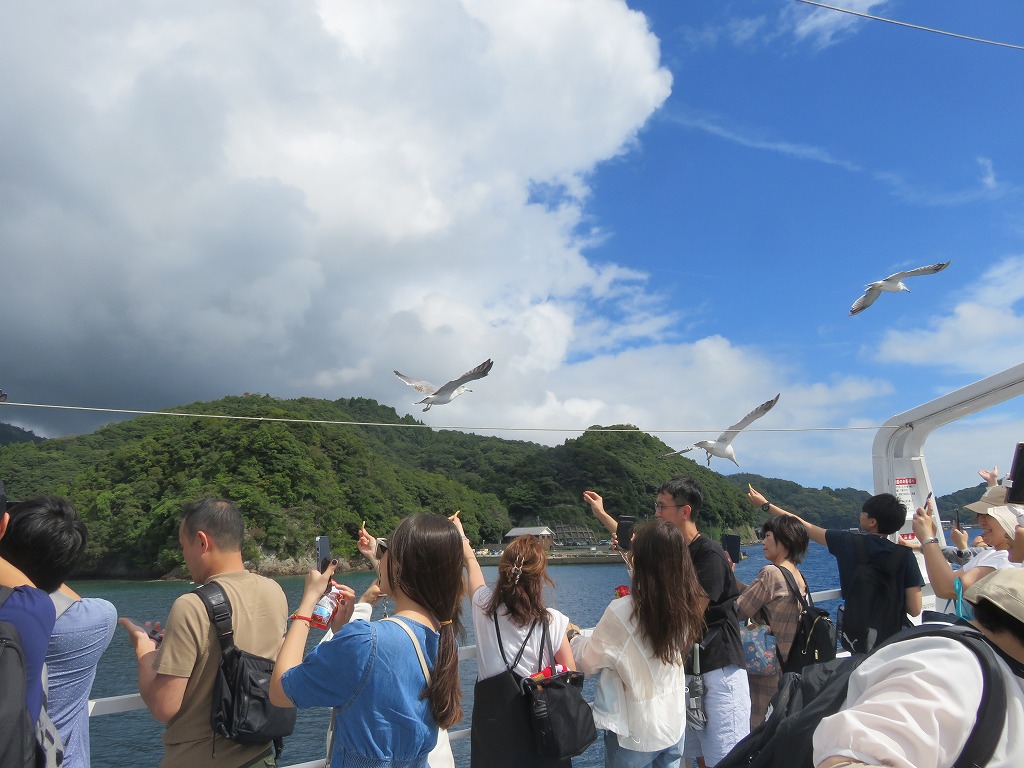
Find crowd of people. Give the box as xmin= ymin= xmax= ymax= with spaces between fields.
xmin=2 ymin=471 xmax=1024 ymax=768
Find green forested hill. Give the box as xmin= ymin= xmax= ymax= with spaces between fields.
xmin=0 ymin=396 xmax=757 ymax=577
xmin=0 ymin=421 xmax=41 ymax=446
xmin=0 ymin=396 xmax=987 ymax=578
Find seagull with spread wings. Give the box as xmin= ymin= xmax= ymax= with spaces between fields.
xmin=849 ymin=261 xmax=951 ymax=315
xmin=393 ymin=359 xmax=494 ymax=411
xmin=662 ymin=393 xmax=781 ymax=467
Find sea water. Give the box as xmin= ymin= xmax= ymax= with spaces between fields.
xmin=83 ymin=531 xmax=967 ymax=767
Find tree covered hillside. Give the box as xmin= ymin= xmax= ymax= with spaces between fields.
xmin=0 ymin=395 xmax=757 ymax=577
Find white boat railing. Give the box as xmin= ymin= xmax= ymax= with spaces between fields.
xmin=87 ymin=587 xmax=847 ymax=767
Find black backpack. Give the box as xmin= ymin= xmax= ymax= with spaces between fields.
xmin=0 ymin=586 xmax=64 ymax=768
xmin=0 ymin=586 xmax=38 ymax=768
xmin=193 ymin=582 xmax=296 ymax=758
xmin=716 ymin=623 xmax=1008 ymax=768
xmin=839 ymin=535 xmax=908 ymax=653
xmin=774 ymin=566 xmax=836 ymax=673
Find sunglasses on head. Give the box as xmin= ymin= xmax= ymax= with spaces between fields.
xmin=375 ymin=538 xmax=388 ymax=561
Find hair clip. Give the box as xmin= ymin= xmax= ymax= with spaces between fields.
xmin=510 ymin=554 xmax=525 ymax=586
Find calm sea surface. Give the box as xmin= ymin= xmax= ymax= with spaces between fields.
xmin=83 ymin=532 xmax=969 ymax=767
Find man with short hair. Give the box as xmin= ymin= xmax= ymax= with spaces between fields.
xmin=748 ymin=487 xmax=923 ymax=653
xmin=584 ymin=477 xmax=751 ymax=766
xmin=120 ymin=499 xmax=288 ymax=768
xmin=0 ymin=485 xmax=58 ymax=731
xmin=814 ymin=567 xmax=1024 ymax=768
xmin=0 ymin=495 xmax=117 ymax=768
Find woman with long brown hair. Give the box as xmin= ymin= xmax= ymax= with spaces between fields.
xmin=455 ymin=523 xmax=576 ymax=768
xmin=570 ymin=520 xmax=707 ymax=768
xmin=270 ymin=514 xmax=465 ymax=768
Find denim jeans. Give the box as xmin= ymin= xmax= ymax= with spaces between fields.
xmin=604 ymin=730 xmax=685 ymax=768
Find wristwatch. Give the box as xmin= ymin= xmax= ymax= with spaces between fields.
xmin=761 ymin=502 xmax=771 ymax=513
xmin=566 ymin=627 xmax=580 ymax=642
xmin=922 ymin=537 xmax=940 ymax=546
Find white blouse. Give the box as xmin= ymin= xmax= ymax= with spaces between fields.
xmin=570 ymin=595 xmax=688 ymax=753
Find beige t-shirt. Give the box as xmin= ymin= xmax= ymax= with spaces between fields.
xmin=153 ymin=570 xmax=288 ymax=768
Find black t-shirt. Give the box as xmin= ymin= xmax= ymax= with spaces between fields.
xmin=688 ymin=534 xmax=744 ymax=673
xmin=826 ymin=529 xmax=925 ymax=598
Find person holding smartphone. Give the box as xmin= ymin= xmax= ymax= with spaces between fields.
xmin=584 ymin=480 xmax=749 ymax=767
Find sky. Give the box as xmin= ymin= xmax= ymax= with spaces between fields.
xmin=1 ymin=0 xmax=1023 ymax=496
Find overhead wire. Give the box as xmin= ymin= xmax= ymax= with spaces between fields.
xmin=0 ymin=400 xmax=901 ymax=436
xmin=795 ymin=0 xmax=1024 ymax=51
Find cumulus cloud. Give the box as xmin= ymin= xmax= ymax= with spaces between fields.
xmin=874 ymin=256 xmax=1024 ymax=373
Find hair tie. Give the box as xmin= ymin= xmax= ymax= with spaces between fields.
xmin=510 ymin=555 xmax=525 ymax=586
xmin=439 ymin=619 xmax=453 ymax=627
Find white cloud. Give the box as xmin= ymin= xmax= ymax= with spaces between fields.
xmin=875 ymin=256 xmax=1024 ymax=373
xmin=784 ymin=0 xmax=891 ymax=50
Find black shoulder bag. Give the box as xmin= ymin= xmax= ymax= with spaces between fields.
xmin=193 ymin=582 xmax=296 ymax=758
xmin=520 ymin=618 xmax=598 ymax=760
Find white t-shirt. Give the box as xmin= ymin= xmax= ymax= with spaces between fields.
xmin=962 ymin=547 xmax=1015 ymax=573
xmin=471 ymin=585 xmax=570 ymax=680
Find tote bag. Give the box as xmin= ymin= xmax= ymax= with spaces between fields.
xmin=740 ymin=622 xmax=778 ymax=676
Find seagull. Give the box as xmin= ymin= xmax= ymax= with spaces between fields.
xmin=662 ymin=393 xmax=781 ymax=467
xmin=393 ymin=359 xmax=494 ymax=411
xmin=849 ymin=261 xmax=951 ymax=316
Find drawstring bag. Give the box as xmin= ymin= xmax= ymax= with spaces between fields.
xmin=519 ymin=619 xmax=598 ymax=760
xmin=740 ymin=623 xmax=778 ymax=676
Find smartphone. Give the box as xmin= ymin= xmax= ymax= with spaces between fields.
xmin=316 ymin=535 xmax=332 ymax=573
xmin=616 ymin=516 xmax=635 ymax=551
xmin=953 ymin=507 xmax=962 ymax=532
xmin=721 ymin=534 xmax=741 ymax=565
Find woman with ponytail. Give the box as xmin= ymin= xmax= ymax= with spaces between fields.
xmin=454 ymin=522 xmax=576 ymax=768
xmin=570 ymin=520 xmax=707 ymax=768
xmin=270 ymin=514 xmax=465 ymax=767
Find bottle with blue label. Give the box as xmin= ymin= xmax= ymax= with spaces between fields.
xmin=311 ymin=589 xmax=340 ymax=630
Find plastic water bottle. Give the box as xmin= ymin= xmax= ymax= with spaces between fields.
xmin=311 ymin=589 xmax=340 ymax=630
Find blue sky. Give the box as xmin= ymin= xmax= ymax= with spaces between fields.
xmin=1 ymin=1 xmax=1022 ymax=495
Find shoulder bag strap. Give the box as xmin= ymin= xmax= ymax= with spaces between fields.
xmin=774 ymin=564 xmax=812 ymax=610
xmin=192 ymin=581 xmax=235 ymax=654
xmin=539 ymin=616 xmax=556 ymax=671
xmin=0 ymin=584 xmax=12 ymax=609
xmin=382 ymin=617 xmax=431 ymax=684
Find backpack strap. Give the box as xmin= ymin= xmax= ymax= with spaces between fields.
xmin=774 ymin=564 xmax=812 ymax=610
xmin=872 ymin=624 xmax=1007 ymax=768
xmin=382 ymin=617 xmax=430 ymax=684
xmin=492 ymin=611 xmax=538 ymax=673
xmin=0 ymin=585 xmax=12 ymax=609
xmin=192 ymin=581 xmax=236 ymax=655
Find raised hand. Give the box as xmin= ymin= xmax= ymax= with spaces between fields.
xmin=978 ymin=466 xmax=999 ymax=486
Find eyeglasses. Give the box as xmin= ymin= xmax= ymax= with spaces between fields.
xmin=375 ymin=538 xmax=389 ymax=561
xmin=653 ymin=502 xmax=684 ymax=513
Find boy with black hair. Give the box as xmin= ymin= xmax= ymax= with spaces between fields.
xmin=0 ymin=495 xmax=118 ymax=768
xmin=747 ymin=487 xmax=923 ymax=653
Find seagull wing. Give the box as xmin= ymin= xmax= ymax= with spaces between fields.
xmin=393 ymin=371 xmax=438 ymax=395
xmin=433 ymin=358 xmax=494 ymax=396
xmin=716 ymin=393 xmax=780 ymax=445
xmin=662 ymin=445 xmax=696 ymax=458
xmin=849 ymin=286 xmax=881 ymax=315
xmin=885 ymin=260 xmax=951 ymax=282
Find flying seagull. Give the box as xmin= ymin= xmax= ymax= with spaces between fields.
xmin=849 ymin=261 xmax=951 ymax=316
xmin=394 ymin=359 xmax=494 ymax=411
xmin=662 ymin=393 xmax=781 ymax=467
